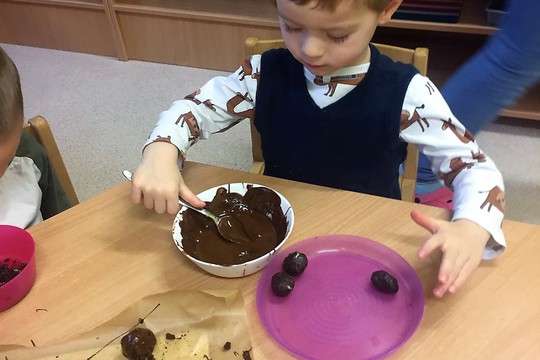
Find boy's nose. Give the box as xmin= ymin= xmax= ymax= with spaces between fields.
xmin=301 ymin=36 xmax=324 ymax=59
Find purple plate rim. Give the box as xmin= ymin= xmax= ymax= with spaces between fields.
xmin=256 ymin=234 xmax=424 ymax=360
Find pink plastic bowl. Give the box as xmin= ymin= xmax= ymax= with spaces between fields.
xmin=0 ymin=225 xmax=36 ymax=312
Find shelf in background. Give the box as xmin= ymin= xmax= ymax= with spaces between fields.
xmin=113 ymin=0 xmax=496 ymax=35
xmin=501 ymin=85 xmax=540 ymax=121
xmin=0 ymin=0 xmax=115 ymax=56
xmin=384 ymin=18 xmax=495 ymax=35
xmin=385 ymin=0 xmax=496 ymax=35
xmin=115 ymin=9 xmax=281 ymax=71
xmin=113 ymin=0 xmax=279 ymax=27
xmin=8 ymin=0 xmax=103 ymax=10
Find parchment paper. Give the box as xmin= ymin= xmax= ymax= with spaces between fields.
xmin=0 ymin=289 xmax=253 ymax=360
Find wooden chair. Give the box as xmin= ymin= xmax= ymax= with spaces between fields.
xmin=244 ymin=37 xmax=428 ymax=202
xmin=22 ymin=115 xmax=79 ymax=207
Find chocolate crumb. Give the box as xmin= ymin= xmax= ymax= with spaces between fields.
xmin=0 ymin=259 xmax=27 ymax=286
xmin=138 ymin=318 xmax=144 ymax=324
xmin=165 ymin=333 xmax=176 ymax=340
xmin=242 ymin=347 xmax=253 ymax=360
xmin=223 ymin=341 xmax=231 ymax=351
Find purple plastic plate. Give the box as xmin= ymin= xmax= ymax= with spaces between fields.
xmin=256 ymin=235 xmax=424 ymax=360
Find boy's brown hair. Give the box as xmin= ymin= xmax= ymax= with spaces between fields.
xmin=0 ymin=46 xmax=23 ymax=137
xmin=286 ymin=0 xmax=394 ymax=12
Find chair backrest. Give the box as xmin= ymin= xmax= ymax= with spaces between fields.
xmin=244 ymin=37 xmax=428 ymax=202
xmin=22 ymin=115 xmax=79 ymax=207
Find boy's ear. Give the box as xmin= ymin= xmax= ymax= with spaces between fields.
xmin=377 ymin=0 xmax=402 ymax=24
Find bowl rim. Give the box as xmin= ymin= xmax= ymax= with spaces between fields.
xmin=172 ymin=183 xmax=294 ymax=269
xmin=0 ymin=225 xmax=36 ymax=311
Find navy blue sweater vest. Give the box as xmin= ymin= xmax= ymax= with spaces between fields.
xmin=254 ymin=44 xmax=418 ymax=199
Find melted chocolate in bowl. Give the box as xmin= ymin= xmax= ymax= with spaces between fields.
xmin=180 ymin=185 xmax=289 ymax=265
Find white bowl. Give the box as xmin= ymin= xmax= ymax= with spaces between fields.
xmin=172 ymin=183 xmax=294 ymax=278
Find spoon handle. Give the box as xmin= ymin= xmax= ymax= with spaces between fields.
xmin=177 ymin=198 xmax=218 ymax=221
xmin=122 ymin=170 xmax=216 ymax=221
xmin=122 ymin=169 xmax=134 ymax=182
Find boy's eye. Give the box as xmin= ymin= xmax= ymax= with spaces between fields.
xmin=282 ymin=22 xmax=301 ymax=33
xmin=328 ymin=34 xmax=349 ymax=43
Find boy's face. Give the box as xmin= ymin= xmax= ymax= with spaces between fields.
xmin=276 ymin=0 xmax=397 ymax=76
xmin=0 ymin=116 xmax=23 ymax=177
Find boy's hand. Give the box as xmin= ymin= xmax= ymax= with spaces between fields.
xmin=130 ymin=142 xmax=205 ymax=214
xmin=411 ymin=210 xmax=490 ymax=298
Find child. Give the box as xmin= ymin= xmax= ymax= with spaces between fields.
xmin=130 ymin=0 xmax=506 ymax=298
xmin=0 ymin=46 xmax=70 ymax=228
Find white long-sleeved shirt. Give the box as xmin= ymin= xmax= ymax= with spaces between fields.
xmin=145 ymin=54 xmax=506 ymax=259
xmin=0 ymin=132 xmax=70 ymax=229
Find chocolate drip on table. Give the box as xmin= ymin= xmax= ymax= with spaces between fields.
xmin=181 ymin=186 xmax=288 ymax=265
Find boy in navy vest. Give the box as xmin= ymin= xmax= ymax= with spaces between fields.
xmin=130 ymin=0 xmax=506 ymax=298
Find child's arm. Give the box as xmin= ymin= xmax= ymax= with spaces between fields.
xmin=400 ymin=74 xmax=505 ymax=297
xmin=131 ymin=56 xmax=262 ymax=213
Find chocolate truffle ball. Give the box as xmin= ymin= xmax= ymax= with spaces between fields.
xmin=120 ymin=327 xmax=157 ymax=360
xmin=282 ymin=251 xmax=308 ymax=276
xmin=371 ymin=270 xmax=399 ymax=294
xmin=271 ymin=271 xmax=295 ymax=297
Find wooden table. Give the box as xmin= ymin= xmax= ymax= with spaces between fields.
xmin=1 ymin=162 xmax=539 ymax=359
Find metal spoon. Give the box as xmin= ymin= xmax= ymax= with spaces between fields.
xmin=122 ymin=170 xmax=256 ymax=244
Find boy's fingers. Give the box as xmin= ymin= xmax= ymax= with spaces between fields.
xmin=131 ymin=186 xmax=142 ymax=204
xmin=441 ymin=253 xmax=464 ymax=290
xmin=448 ymin=259 xmax=477 ymax=294
xmin=436 ymin=246 xmax=458 ymax=282
xmin=417 ymin=236 xmax=442 ymax=259
xmin=130 ymin=177 xmax=144 ymax=205
xmin=413 ymin=210 xmax=445 ymax=258
xmin=153 ymin=198 xmax=167 ymax=215
xmin=411 ymin=210 xmax=479 ymax=298
xmin=433 ymin=263 xmax=452 ymax=297
xmin=178 ymin=186 xmax=206 ymax=209
xmin=437 ymin=251 xmax=475 ymax=296
xmin=433 ymin=284 xmax=449 ymax=298
xmin=411 ymin=210 xmax=440 ymax=234
xmin=143 ymin=195 xmax=156 ymax=212
xmin=166 ymin=199 xmax=181 ymax=215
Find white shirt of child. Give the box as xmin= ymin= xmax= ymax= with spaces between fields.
xmin=0 ymin=156 xmax=43 ymax=228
